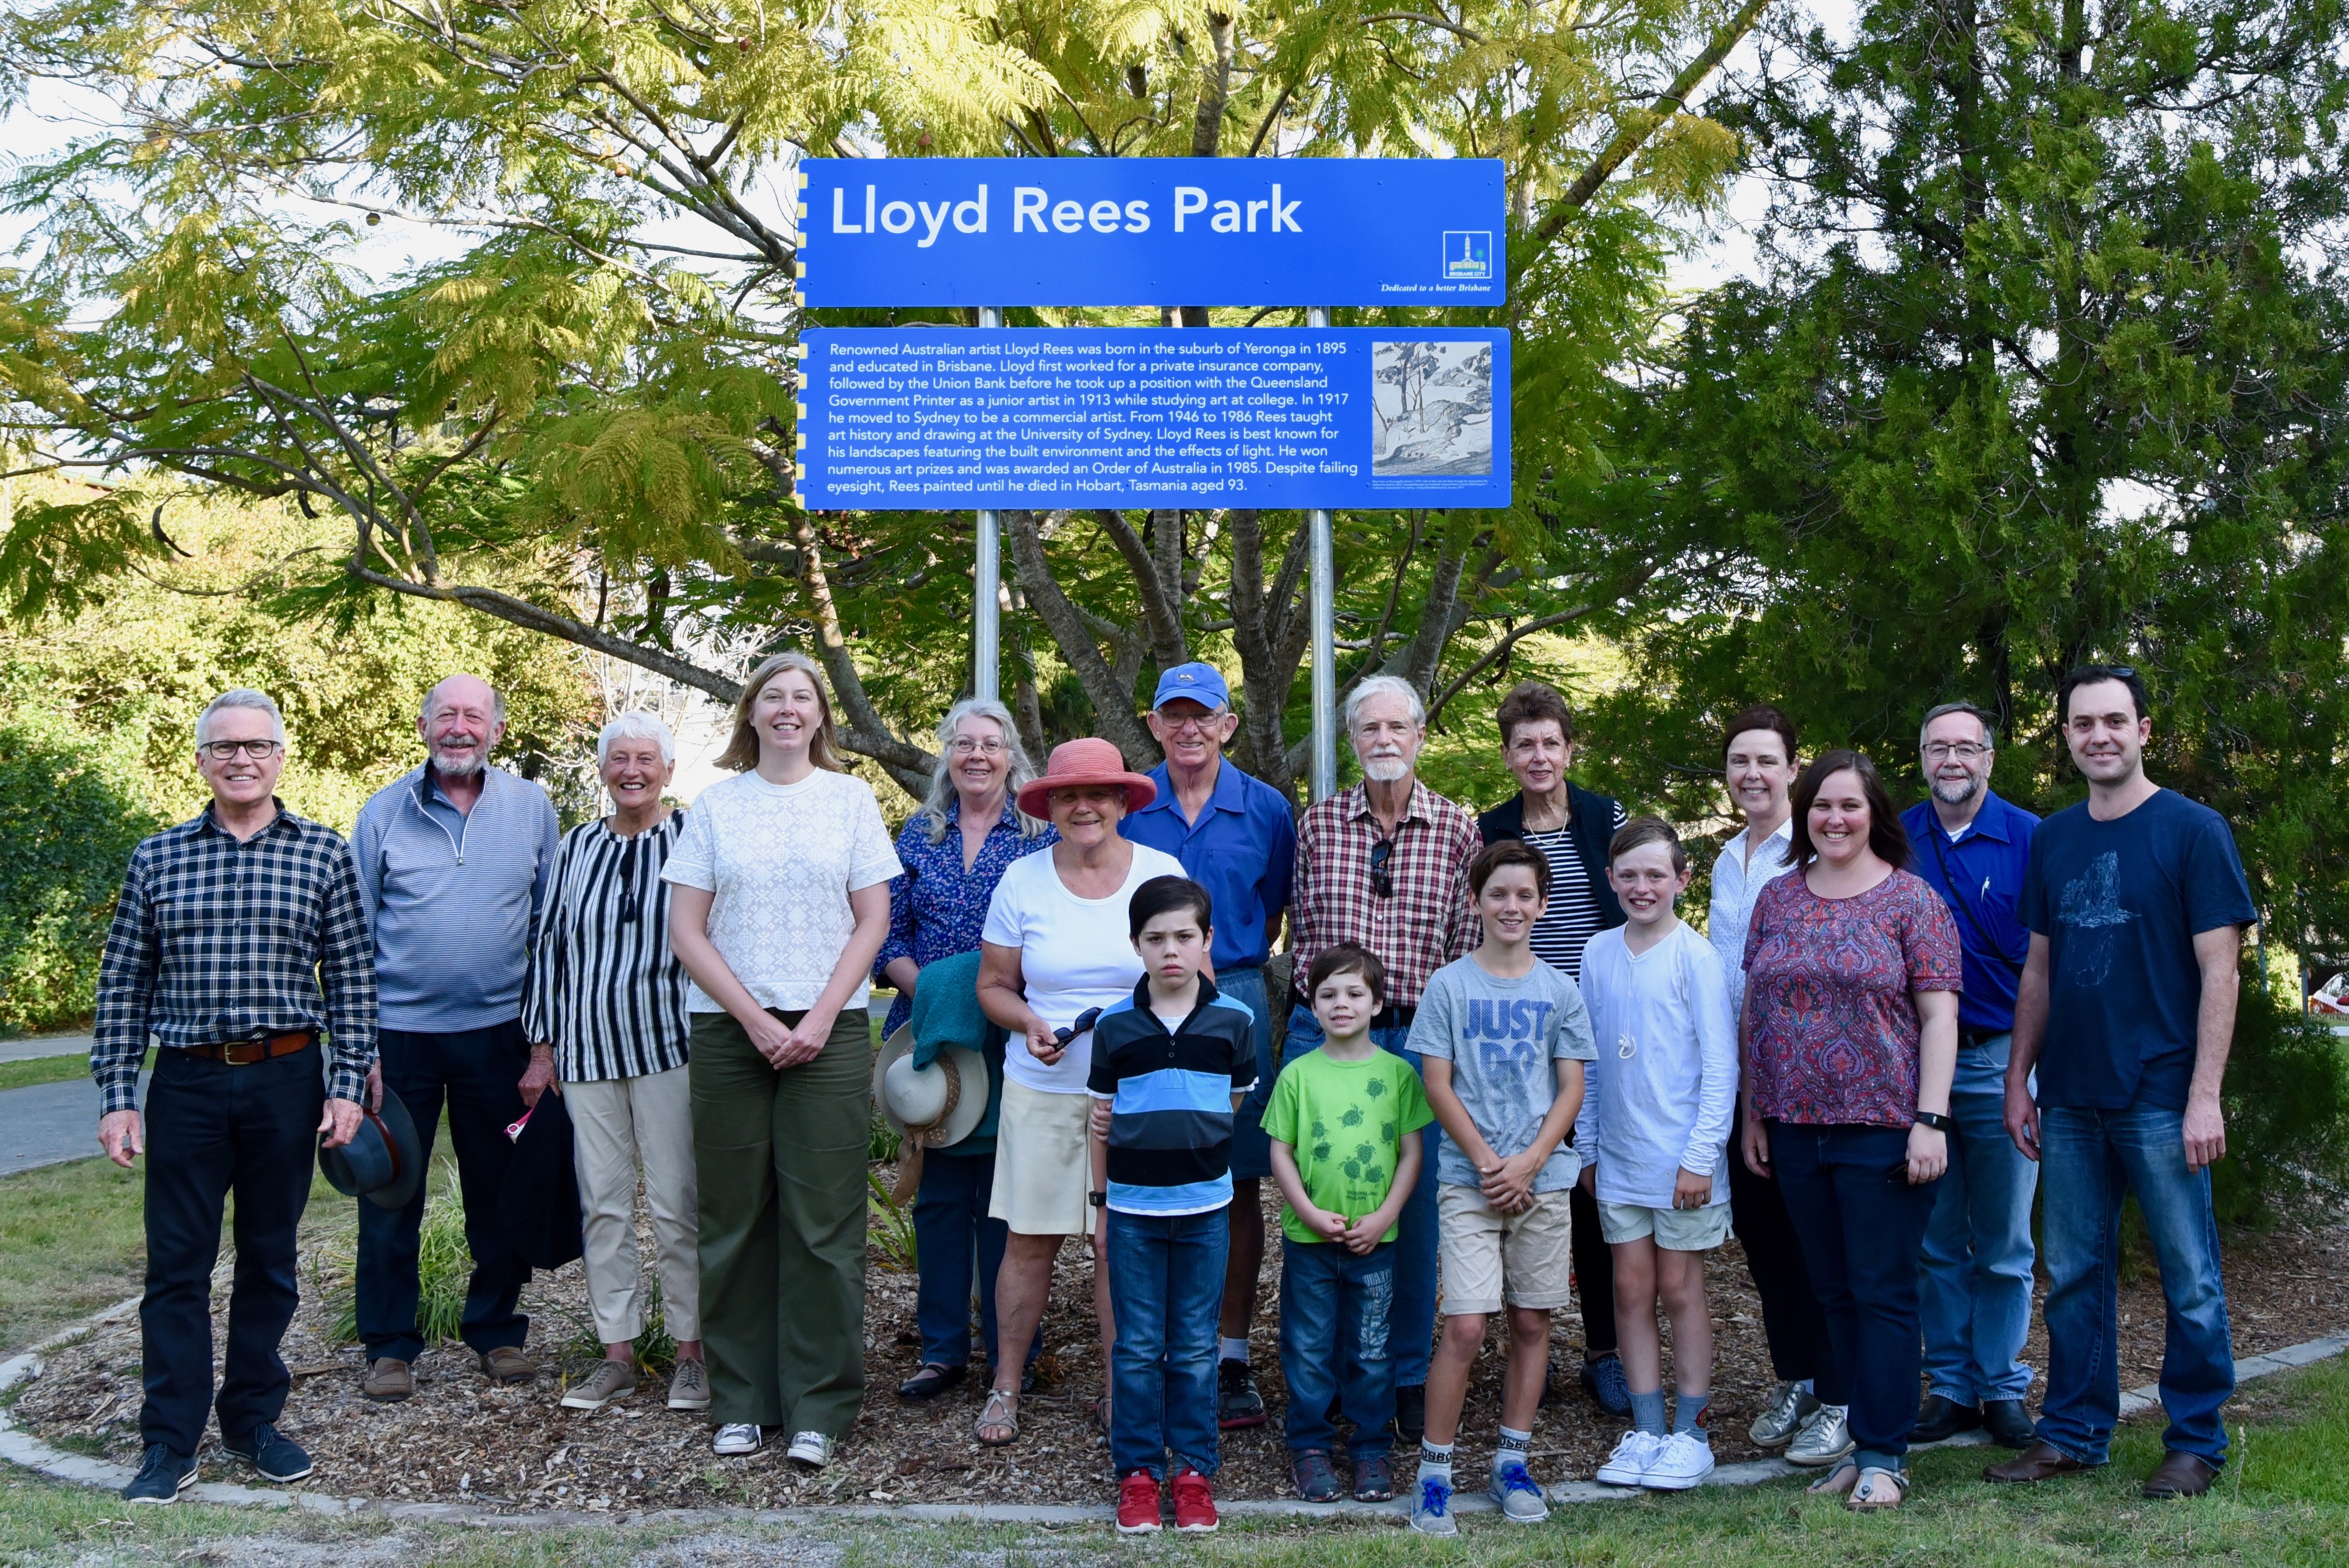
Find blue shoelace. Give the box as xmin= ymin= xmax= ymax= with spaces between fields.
xmin=1495 ymin=1459 xmax=1542 ymax=1497
xmin=1418 ymin=1476 xmax=1452 ymax=1516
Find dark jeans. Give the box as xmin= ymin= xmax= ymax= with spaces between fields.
xmin=1769 ymin=1121 xmax=1940 ymax=1473
xmin=911 ymin=1149 xmax=1033 ymax=1372
xmin=139 ymin=1042 xmax=325 ymax=1456
xmin=1279 ymin=1236 xmax=1398 ymax=1460
xmin=1569 ymin=1183 xmax=1617 ymax=1358
xmin=1728 ymin=1141 xmax=1832 ymax=1384
xmin=357 ymin=1021 xmax=532 ymax=1365
xmin=1106 ymin=1207 xmax=1229 ymax=1479
xmin=2037 ymin=1103 xmax=2234 ymax=1466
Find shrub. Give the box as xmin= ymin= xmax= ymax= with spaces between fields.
xmin=325 ymin=1166 xmax=472 ymax=1345
xmin=0 ymin=716 xmax=158 ymax=1032
xmin=2214 ymin=977 xmax=2349 ymax=1229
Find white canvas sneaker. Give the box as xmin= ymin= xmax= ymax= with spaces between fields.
xmin=1596 ymin=1430 xmax=1662 ymax=1486
xmin=1642 ymin=1431 xmax=1717 ymax=1491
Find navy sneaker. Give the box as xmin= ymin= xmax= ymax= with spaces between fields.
xmin=221 ymin=1423 xmax=313 ymax=1483
xmin=1217 ymin=1359 xmax=1267 ymax=1429
xmin=122 ymin=1445 xmax=198 ymax=1504
xmin=1581 ymin=1352 xmax=1633 ymax=1416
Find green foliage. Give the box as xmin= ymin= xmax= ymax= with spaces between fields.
xmin=867 ymin=1168 xmax=918 ymax=1274
xmin=0 ymin=713 xmax=157 ymax=1032
xmin=557 ymin=1279 xmax=680 ymax=1375
xmin=2213 ymin=984 xmax=2349 ymax=1229
xmin=326 ymin=1166 xmax=471 ymax=1346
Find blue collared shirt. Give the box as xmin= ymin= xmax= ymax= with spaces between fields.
xmin=1901 ymin=789 xmax=2037 ymax=1033
xmin=1122 ymin=758 xmax=1295 ymax=973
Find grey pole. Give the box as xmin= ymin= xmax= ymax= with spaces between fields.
xmin=1306 ymin=306 xmax=1337 ymax=801
xmin=973 ymin=305 xmax=1002 ymax=700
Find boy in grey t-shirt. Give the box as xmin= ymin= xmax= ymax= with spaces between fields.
xmin=1405 ymin=841 xmax=1596 ymax=1534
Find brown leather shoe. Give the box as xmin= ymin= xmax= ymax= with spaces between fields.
xmin=2142 ymin=1449 xmax=2220 ymax=1499
xmin=361 ymin=1358 xmax=415 ymax=1402
xmin=480 ymin=1346 xmax=538 ymax=1386
xmin=1983 ymin=1440 xmax=2091 ymax=1483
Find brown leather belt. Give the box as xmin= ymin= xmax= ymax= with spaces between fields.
xmin=185 ymin=1030 xmax=317 ymax=1065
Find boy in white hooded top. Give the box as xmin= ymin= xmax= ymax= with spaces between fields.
xmin=1575 ymin=817 xmax=1739 ymax=1490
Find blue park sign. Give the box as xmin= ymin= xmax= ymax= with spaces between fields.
xmin=797 ymin=158 xmax=1507 ymax=308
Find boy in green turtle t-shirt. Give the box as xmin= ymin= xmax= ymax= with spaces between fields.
xmin=1263 ymin=943 xmax=1434 ymax=1506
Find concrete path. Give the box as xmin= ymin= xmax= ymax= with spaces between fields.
xmin=0 ymin=1068 xmax=146 ymax=1178
xmin=0 ymin=1032 xmax=92 ymax=1064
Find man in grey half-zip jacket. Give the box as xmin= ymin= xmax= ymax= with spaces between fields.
xmin=349 ymin=673 xmax=561 ymax=1403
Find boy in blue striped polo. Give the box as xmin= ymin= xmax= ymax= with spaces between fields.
xmin=1087 ymin=877 xmax=1258 ymax=1535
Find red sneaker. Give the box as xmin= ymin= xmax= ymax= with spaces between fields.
xmin=1171 ymin=1466 xmax=1219 ymax=1532
xmin=1116 ymin=1470 xmax=1163 ymax=1535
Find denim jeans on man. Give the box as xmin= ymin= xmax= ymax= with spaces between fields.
xmin=910 ymin=1149 xmax=1034 ymax=1373
xmin=1919 ymin=1032 xmax=2038 ymax=1405
xmin=1283 ymin=1005 xmax=1436 ymax=1388
xmin=1279 ymin=1236 xmax=1398 ymax=1460
xmin=2036 ymin=1103 xmax=2234 ymax=1467
xmin=1769 ymin=1122 xmax=1941 ymax=1474
xmin=139 ymin=1041 xmax=325 ymax=1457
xmin=1106 ymin=1207 xmax=1230 ymax=1478
xmin=357 ymin=1021 xmax=533 ymax=1363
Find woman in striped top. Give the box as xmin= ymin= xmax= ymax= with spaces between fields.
xmin=521 ymin=710 xmax=705 ymax=1415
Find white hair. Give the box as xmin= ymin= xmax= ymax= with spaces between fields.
xmin=598 ymin=709 xmax=677 ymax=765
xmin=420 ymin=674 xmax=508 ymax=726
xmin=911 ymin=699 xmax=1048 ymax=844
xmin=195 ymin=688 xmax=286 ymax=747
xmin=1344 ymin=674 xmax=1426 ymax=732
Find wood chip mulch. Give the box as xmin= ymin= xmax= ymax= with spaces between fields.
xmin=15 ymin=1176 xmax=2347 ymax=1511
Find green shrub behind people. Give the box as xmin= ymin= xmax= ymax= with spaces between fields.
xmin=0 ymin=714 xmax=159 ymax=1032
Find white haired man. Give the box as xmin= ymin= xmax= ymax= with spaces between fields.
xmin=349 ymin=674 xmax=560 ymax=1401
xmin=96 ymin=689 xmax=377 ymax=1502
xmin=521 ymin=711 xmax=707 ymax=1412
xmin=1286 ymin=674 xmax=1481 ymax=1442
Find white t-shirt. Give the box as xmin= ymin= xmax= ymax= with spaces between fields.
xmin=661 ymin=768 xmax=903 ymax=1013
xmin=1573 ymin=922 xmax=1737 ymax=1209
xmin=981 ymin=842 xmax=1188 ymax=1095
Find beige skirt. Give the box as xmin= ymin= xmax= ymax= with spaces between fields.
xmin=988 ymin=1077 xmax=1093 ymax=1236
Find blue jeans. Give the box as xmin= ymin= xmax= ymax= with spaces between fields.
xmin=1769 ymin=1122 xmax=1940 ymax=1474
xmin=911 ymin=1149 xmax=1034 ymax=1373
xmin=1919 ymin=1035 xmax=2038 ymax=1405
xmin=1284 ymin=1005 xmax=1435 ymax=1387
xmin=2037 ymin=1103 xmax=2234 ymax=1467
xmin=1280 ymin=1237 xmax=1397 ymax=1460
xmin=1222 ymin=968 xmax=1277 ymax=1181
xmin=1107 ymin=1207 xmax=1230 ymax=1478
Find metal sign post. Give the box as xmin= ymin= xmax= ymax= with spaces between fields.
xmin=1306 ymin=306 xmax=1337 ymax=802
xmin=973 ymin=305 xmax=1002 ymax=700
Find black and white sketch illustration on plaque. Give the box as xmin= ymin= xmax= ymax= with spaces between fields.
xmin=1371 ymin=340 xmax=1494 ymax=476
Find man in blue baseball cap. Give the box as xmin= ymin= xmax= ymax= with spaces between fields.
xmin=1120 ymin=661 xmax=1296 ymax=1429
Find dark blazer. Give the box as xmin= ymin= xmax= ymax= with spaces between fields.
xmin=1478 ymin=783 xmax=1629 ymax=931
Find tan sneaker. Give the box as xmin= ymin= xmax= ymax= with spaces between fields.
xmin=560 ymin=1358 xmax=637 ymax=1410
xmin=361 ymin=1358 xmax=415 ymax=1402
xmin=480 ymin=1346 xmax=538 ymax=1386
xmin=667 ymin=1358 xmax=711 ymax=1411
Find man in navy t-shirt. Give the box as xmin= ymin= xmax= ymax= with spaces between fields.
xmin=1985 ymin=666 xmax=2256 ymax=1501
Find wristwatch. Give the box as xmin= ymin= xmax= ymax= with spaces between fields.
xmin=1089 ymin=1190 xmax=1107 ymax=1208
xmin=1912 ymin=1109 xmax=1955 ymax=1132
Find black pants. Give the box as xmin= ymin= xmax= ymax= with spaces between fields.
xmin=139 ymin=1042 xmax=324 ymax=1456
xmin=357 ymin=1021 xmax=532 ymax=1363
xmin=1569 ymin=1182 xmax=1617 ymax=1358
xmin=1728 ymin=1142 xmax=1832 ymax=1383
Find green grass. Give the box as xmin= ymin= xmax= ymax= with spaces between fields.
xmin=0 ymin=1159 xmax=148 ymax=1356
xmin=0 ymin=1056 xmax=94 ymax=1094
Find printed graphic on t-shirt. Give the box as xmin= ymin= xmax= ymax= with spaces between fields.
xmin=2056 ymin=851 xmax=2139 ymax=986
xmin=1305 ymin=1073 xmax=1399 ymax=1181
xmin=1467 ymin=997 xmax=1557 ymax=1078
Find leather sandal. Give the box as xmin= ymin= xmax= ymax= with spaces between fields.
xmin=1848 ymin=1467 xmax=1909 ymax=1511
xmin=974 ymin=1387 xmax=1019 ymax=1447
xmin=1806 ymin=1459 xmax=1858 ymax=1496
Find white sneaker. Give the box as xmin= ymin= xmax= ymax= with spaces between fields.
xmin=786 ymin=1430 xmax=835 ymax=1468
xmin=1642 ymin=1431 xmax=1716 ymax=1490
xmin=711 ymin=1422 xmax=762 ymax=1456
xmin=1596 ymin=1430 xmax=1662 ymax=1486
xmin=1785 ymin=1404 xmax=1854 ymax=1467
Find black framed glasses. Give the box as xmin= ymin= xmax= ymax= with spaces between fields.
xmin=1370 ymin=838 xmax=1394 ymax=899
xmin=198 ymin=739 xmax=282 ymax=761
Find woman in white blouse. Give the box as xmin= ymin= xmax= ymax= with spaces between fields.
xmin=665 ymin=652 xmax=902 ymax=1467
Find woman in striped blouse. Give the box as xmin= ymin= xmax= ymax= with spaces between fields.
xmin=521 ymin=711 xmax=705 ymax=1414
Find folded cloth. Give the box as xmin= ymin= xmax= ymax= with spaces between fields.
xmin=498 ymin=1088 xmax=584 ymax=1270
xmin=909 ymin=950 xmax=1010 ymax=1152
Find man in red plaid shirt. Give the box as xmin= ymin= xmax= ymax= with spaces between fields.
xmin=1284 ymin=674 xmax=1481 ymax=1443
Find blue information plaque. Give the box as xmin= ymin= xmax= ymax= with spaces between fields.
xmin=797 ymin=159 xmax=1505 ymax=308
xmin=795 ymin=328 xmax=1511 ymax=509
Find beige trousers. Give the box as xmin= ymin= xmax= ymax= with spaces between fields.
xmin=564 ymin=1066 xmax=701 ymax=1344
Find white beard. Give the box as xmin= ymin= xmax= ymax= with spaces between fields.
xmin=431 ymin=747 xmax=486 ymax=779
xmin=1361 ymin=757 xmax=1411 ymax=783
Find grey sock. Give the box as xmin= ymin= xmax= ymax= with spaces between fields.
xmin=1629 ymin=1388 xmax=1667 ymax=1437
xmin=1674 ymin=1392 xmax=1712 ymax=1435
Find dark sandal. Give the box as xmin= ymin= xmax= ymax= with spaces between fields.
xmin=898 ymin=1362 xmax=965 ymax=1402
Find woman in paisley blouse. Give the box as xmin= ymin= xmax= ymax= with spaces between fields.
xmin=875 ymin=698 xmax=1055 ymax=1401
xmin=1739 ymin=748 xmax=1962 ymax=1513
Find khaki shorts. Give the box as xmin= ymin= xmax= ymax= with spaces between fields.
xmin=1436 ymin=1184 xmax=1575 ymax=1314
xmin=988 ymin=1077 xmax=1091 ymax=1236
xmin=1597 ymin=1199 xmax=1732 ymax=1252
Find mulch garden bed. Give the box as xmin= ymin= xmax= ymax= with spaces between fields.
xmin=15 ymin=1178 xmax=2347 ymax=1511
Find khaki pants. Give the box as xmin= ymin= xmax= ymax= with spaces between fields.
xmin=690 ymin=1009 xmax=870 ymax=1433
xmin=564 ymin=1067 xmax=701 ymax=1344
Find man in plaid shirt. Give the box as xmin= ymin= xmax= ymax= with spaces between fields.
xmin=93 ymin=689 xmax=377 ymax=1504
xmin=1285 ymin=674 xmax=1480 ymax=1441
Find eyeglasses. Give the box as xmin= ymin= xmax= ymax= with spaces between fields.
xmin=1370 ymin=838 xmax=1393 ymax=899
xmin=1155 ymin=711 xmax=1229 ymax=734
xmin=1922 ymin=742 xmax=1989 ymax=762
xmin=947 ymin=737 xmax=1007 ymax=757
xmin=198 ymin=740 xmax=282 ymax=761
